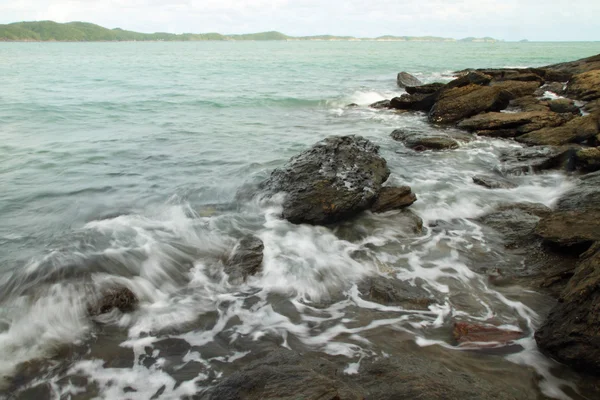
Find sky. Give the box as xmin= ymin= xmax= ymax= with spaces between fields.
xmin=0 ymin=0 xmax=599 ymax=41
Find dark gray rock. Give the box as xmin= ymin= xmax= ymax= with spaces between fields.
xmin=390 ymin=93 xmax=436 ymax=112
xmin=88 ymin=286 xmax=138 ymax=316
xmin=358 ymin=275 xmax=434 ymax=309
xmin=225 ymin=236 xmax=264 ymax=283
xmin=391 ymin=129 xmax=459 ymax=151
xmin=405 ymin=82 xmax=445 ymax=95
xmin=396 ymin=72 xmax=422 ymax=88
xmin=261 ymin=135 xmax=390 ymax=225
xmin=446 ymin=71 xmax=492 ymax=89
xmin=472 ymin=175 xmax=518 ymax=189
xmin=369 ymin=99 xmax=392 ymax=109
xmin=535 ymin=247 xmax=600 ymax=375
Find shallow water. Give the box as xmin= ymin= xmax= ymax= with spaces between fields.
xmin=1 ymin=41 xmax=600 ymax=399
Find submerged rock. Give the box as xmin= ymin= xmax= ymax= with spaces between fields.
xmin=535 ymin=248 xmax=600 ymax=375
xmin=391 ymin=129 xmax=459 ymax=151
xmin=369 ymin=99 xmax=392 ymax=109
xmin=472 ymin=175 xmax=517 ymax=189
xmin=88 ymin=286 xmax=138 ymax=316
xmin=498 ymin=145 xmax=579 ymax=174
xmin=225 ymin=236 xmax=264 ymax=283
xmin=261 ymin=135 xmax=390 ymax=225
xmin=370 ymin=186 xmax=417 ymax=213
xmin=453 ymin=322 xmax=523 ymax=346
xmin=429 ymin=85 xmax=512 ymax=124
xmin=477 ymin=202 xmax=551 ymax=248
xmin=358 ymin=275 xmax=434 ymax=310
xmin=396 ymin=71 xmax=422 ymax=88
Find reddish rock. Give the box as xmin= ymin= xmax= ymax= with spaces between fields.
xmin=371 ymin=186 xmax=416 ymax=213
xmin=453 ymin=322 xmax=523 ymax=346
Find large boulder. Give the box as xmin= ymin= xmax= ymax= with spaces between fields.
xmin=509 ymin=96 xmax=550 ymax=112
xmin=429 ymin=85 xmax=512 ymax=124
xmin=397 ymin=72 xmax=422 ymax=88
xmin=458 ymin=111 xmax=573 ymax=138
xmin=370 ymin=186 xmax=417 ymax=213
xmin=566 ymin=70 xmax=600 ymax=101
xmin=261 ymin=136 xmax=390 ymax=225
xmin=516 ymin=113 xmax=599 ymax=146
xmin=535 ymin=248 xmax=600 ymax=375
xmin=390 ymin=129 xmax=459 ymax=151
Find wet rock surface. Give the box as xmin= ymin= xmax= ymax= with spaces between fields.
xmin=358 ymin=275 xmax=434 ymax=309
xmin=458 ymin=110 xmax=572 ymax=138
xmin=201 ymin=347 xmax=533 ymax=400
xmin=535 ymin=248 xmax=600 ymax=375
xmin=391 ymin=129 xmax=459 ymax=150
xmin=369 ymin=99 xmax=392 ymax=109
xmin=370 ymin=186 xmax=417 ymax=213
xmin=224 ymin=236 xmax=264 ymax=282
xmin=405 ymin=82 xmax=445 ymax=95
xmin=429 ymin=85 xmax=512 ymax=124
xmin=261 ymin=135 xmax=391 ymax=225
xmin=88 ymin=286 xmax=138 ymax=316
xmin=390 ymin=92 xmax=437 ymax=112
xmin=472 ymin=175 xmax=518 ymax=189
xmin=453 ymin=322 xmax=524 ymax=346
xmin=516 ymin=113 xmax=599 ymax=146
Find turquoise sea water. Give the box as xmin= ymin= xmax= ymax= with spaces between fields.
xmin=1 ymin=41 xmax=599 ymax=399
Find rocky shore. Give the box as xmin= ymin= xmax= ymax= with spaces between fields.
xmin=8 ymin=53 xmax=600 ymax=400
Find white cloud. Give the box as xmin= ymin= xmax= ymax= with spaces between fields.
xmin=0 ymin=0 xmax=598 ymax=40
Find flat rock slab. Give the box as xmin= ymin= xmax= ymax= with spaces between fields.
xmin=458 ymin=110 xmax=572 ymax=138
xmin=261 ymin=135 xmax=390 ymax=225
xmin=472 ymin=175 xmax=518 ymax=189
xmin=516 ymin=113 xmax=599 ymax=146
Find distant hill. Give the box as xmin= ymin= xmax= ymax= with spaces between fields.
xmin=0 ymin=21 xmax=502 ymax=42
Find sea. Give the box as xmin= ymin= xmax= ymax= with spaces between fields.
xmin=1 ymin=41 xmax=599 ymax=399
